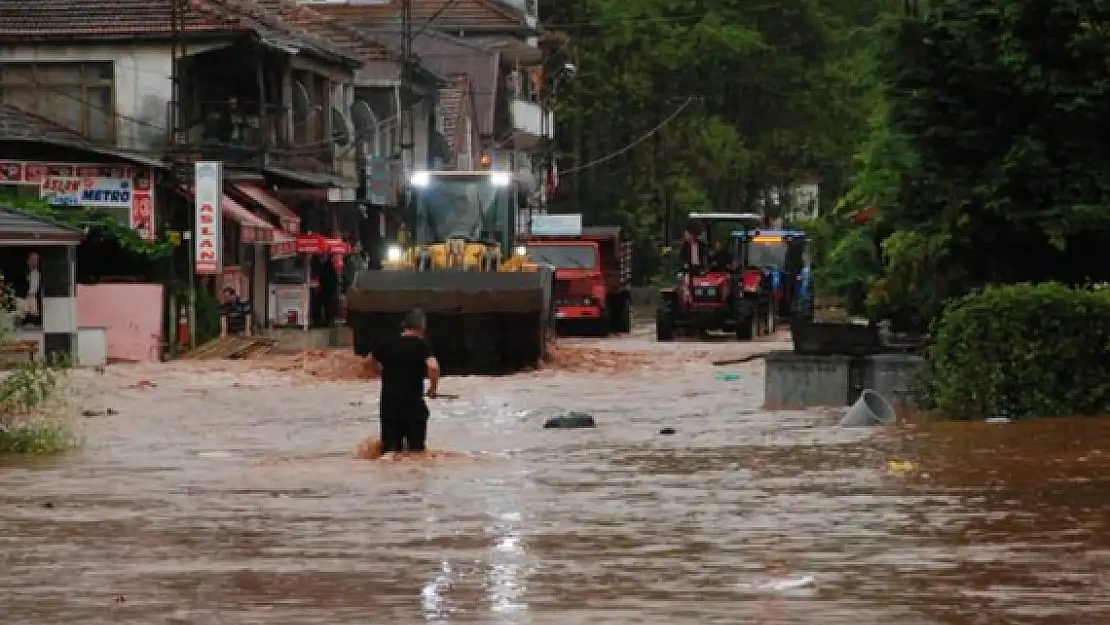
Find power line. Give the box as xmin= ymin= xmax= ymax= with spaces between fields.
xmin=558 ymin=97 xmax=694 ymax=176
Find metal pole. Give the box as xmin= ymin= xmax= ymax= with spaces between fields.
xmin=185 ymin=230 xmax=196 ymax=350
xmin=400 ymin=0 xmax=414 ymax=176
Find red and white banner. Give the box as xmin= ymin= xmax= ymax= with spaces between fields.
xmin=194 ymin=162 xmax=222 ymax=275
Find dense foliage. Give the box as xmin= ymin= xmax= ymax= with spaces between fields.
xmin=837 ymin=0 xmax=1110 ymax=328
xmin=541 ymin=0 xmax=885 ymax=282
xmin=928 ymin=283 xmax=1110 ymax=418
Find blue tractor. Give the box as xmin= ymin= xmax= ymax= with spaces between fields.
xmin=736 ymin=228 xmax=812 ymax=322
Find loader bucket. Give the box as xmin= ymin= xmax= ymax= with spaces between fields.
xmin=346 ymin=268 xmax=555 ymax=375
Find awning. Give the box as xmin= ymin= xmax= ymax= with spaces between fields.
xmin=234 ymin=183 xmax=301 ymax=234
xmin=222 ymin=195 xmax=275 ymax=244
xmin=271 ymin=230 xmax=297 ymax=260
xmin=295 ymin=233 xmax=352 ymax=255
xmin=183 ymin=184 xmax=274 ymax=245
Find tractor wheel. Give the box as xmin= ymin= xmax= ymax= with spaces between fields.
xmin=656 ymin=308 xmax=675 ymax=341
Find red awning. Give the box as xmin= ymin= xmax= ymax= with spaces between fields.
xmin=183 ymin=185 xmax=274 ymax=244
xmin=295 ymin=233 xmax=352 ymax=255
xmin=234 ymin=183 xmax=301 ymax=234
xmin=221 ymin=195 xmax=275 ymax=244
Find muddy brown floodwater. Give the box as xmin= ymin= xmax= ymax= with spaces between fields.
xmin=1 ymin=326 xmax=1109 ymax=624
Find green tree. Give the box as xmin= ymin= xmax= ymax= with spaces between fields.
xmin=857 ymin=0 xmax=1110 ymax=327
xmin=542 ymin=0 xmax=885 ymax=282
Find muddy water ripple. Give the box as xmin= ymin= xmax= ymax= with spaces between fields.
xmin=1 ymin=337 xmax=1108 ymax=624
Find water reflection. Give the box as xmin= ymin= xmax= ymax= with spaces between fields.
xmin=1 ymin=358 xmax=1109 ymax=624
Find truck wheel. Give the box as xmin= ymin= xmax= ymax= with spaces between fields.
xmin=656 ymin=309 xmax=674 ymax=341
xmin=614 ymin=296 xmax=632 ymax=334
xmin=595 ymin=308 xmax=611 ymax=337
xmin=736 ymin=313 xmax=756 ymax=340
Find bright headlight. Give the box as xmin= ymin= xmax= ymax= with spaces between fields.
xmin=490 ymin=172 xmax=511 ymax=187
xmin=514 ymin=245 xmax=527 ymax=257
xmin=386 ymin=245 xmax=402 ymax=261
xmin=409 ymin=171 xmax=430 ymax=187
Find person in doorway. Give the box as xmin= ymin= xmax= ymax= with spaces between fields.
xmin=15 ymin=251 xmax=41 ymax=326
xmin=364 ymin=308 xmax=441 ymax=457
xmin=219 ymin=286 xmax=252 ymax=338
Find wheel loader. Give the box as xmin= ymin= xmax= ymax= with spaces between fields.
xmin=346 ymin=170 xmax=555 ymax=375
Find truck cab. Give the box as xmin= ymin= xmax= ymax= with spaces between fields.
xmin=523 ymin=216 xmax=632 ymax=336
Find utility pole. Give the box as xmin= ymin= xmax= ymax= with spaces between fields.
xmin=400 ymin=0 xmax=415 ymax=178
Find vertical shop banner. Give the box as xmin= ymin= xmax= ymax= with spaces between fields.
xmin=131 ymin=170 xmax=155 ymax=241
xmin=194 ymin=162 xmax=223 ymax=275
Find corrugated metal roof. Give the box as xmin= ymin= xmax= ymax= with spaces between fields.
xmin=0 ymin=205 xmax=85 ymax=241
xmin=0 ymin=103 xmax=169 ymax=169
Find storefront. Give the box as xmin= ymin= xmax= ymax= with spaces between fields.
xmin=0 ymin=160 xmax=157 ymax=240
xmin=266 ymin=232 xmax=351 ymax=330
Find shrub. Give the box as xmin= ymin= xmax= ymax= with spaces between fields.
xmin=928 ymin=283 xmax=1110 ymax=418
xmin=0 ymin=359 xmax=76 ymax=455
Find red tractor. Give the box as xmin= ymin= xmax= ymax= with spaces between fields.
xmin=656 ymin=212 xmax=776 ymax=341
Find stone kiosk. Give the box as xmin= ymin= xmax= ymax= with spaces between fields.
xmin=765 ymin=319 xmax=926 ymax=408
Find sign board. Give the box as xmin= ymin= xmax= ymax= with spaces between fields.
xmin=531 ymin=214 xmax=582 ymax=236
xmin=0 ymin=160 xmax=156 ymax=240
xmin=41 ymin=176 xmax=133 ymax=208
xmin=194 ymin=162 xmax=222 ymax=275
xmin=366 ymin=156 xmax=392 ymax=205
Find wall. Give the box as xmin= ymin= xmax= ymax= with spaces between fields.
xmin=76 ymin=283 xmax=164 ymax=363
xmin=0 ymin=42 xmax=221 ymax=154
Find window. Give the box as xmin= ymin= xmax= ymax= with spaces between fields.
xmin=0 ymin=62 xmax=115 ymax=142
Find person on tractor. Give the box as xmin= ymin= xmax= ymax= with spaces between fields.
xmin=679 ymin=222 xmax=707 ymax=274
xmin=709 ymin=240 xmax=733 ymax=272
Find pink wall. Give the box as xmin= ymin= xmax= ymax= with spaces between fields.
xmin=77 ymin=283 xmax=164 ymax=363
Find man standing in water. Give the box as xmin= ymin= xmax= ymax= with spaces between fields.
xmin=365 ymin=308 xmax=440 ymax=456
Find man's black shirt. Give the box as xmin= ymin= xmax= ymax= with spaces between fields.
xmin=373 ymin=334 xmax=432 ymax=419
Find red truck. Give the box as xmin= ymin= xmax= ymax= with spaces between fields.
xmin=524 ymin=224 xmax=632 ymax=336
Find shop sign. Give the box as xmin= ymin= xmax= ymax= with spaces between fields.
xmin=194 ymin=161 xmax=223 ymax=275
xmin=41 ymin=176 xmax=132 ymax=208
xmin=0 ymin=160 xmax=156 ymax=241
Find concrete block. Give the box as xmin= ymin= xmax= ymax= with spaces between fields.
xmin=764 ymin=352 xmax=850 ymax=408
xmin=862 ymin=354 xmax=926 ymax=407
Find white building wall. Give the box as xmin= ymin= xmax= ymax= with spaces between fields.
xmin=0 ymin=43 xmax=177 ymax=153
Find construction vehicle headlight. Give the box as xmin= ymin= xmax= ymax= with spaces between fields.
xmin=514 ymin=245 xmax=527 ymax=257
xmin=386 ymin=245 xmax=402 ymax=261
xmin=490 ymin=172 xmax=511 ymax=187
xmin=409 ymin=171 xmax=430 ymax=187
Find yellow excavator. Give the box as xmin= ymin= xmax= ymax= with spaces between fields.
xmin=346 ymin=169 xmax=555 ymax=374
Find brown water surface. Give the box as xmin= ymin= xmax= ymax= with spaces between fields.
xmin=1 ymin=334 xmax=1108 ymax=624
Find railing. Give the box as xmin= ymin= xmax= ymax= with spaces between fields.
xmin=166 ymin=100 xmax=335 ymax=172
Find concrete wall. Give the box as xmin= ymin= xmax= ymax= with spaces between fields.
xmin=76 ymin=283 xmax=164 ymax=363
xmin=764 ymin=352 xmax=927 ymax=409
xmin=0 ymin=43 xmax=179 ymax=153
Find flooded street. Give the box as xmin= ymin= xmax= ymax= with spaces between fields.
xmin=1 ymin=327 xmax=1109 ymax=624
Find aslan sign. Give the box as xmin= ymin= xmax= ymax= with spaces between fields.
xmin=194 ymin=162 xmax=222 ymax=275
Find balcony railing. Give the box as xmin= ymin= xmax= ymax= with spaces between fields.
xmin=510 ymin=99 xmax=553 ymax=142
xmin=167 ymin=100 xmax=335 ymax=173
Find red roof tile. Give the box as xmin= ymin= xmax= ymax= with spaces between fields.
xmin=313 ymin=0 xmax=530 ymax=31
xmin=251 ymin=0 xmax=396 ymax=62
xmin=0 ymin=0 xmax=362 ymax=67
